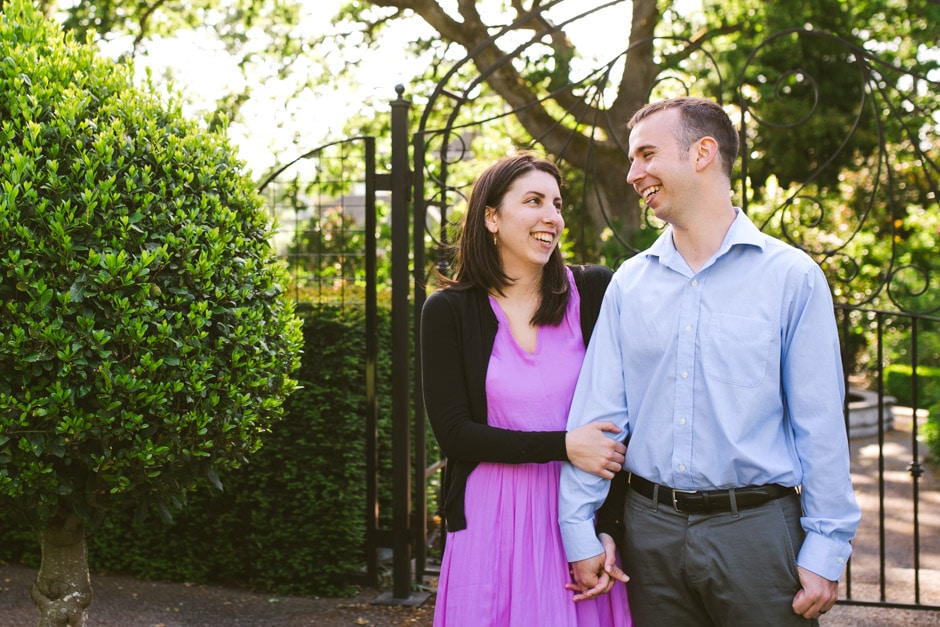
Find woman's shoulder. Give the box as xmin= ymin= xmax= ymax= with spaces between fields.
xmin=423 ymin=284 xmax=486 ymax=314
xmin=568 ymin=263 xmax=614 ymax=287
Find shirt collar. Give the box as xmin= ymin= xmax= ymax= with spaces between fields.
xmin=645 ymin=208 xmax=766 ymax=269
xmin=719 ymin=208 xmax=766 ymax=253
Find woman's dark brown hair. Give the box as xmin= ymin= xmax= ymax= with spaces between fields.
xmin=441 ymin=151 xmax=570 ymax=326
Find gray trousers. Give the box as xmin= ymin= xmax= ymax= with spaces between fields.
xmin=621 ymin=486 xmax=819 ymax=627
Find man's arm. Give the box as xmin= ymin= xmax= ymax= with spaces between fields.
xmin=559 ymin=281 xmax=631 ymax=562
xmin=781 ymin=264 xmax=861 ymax=585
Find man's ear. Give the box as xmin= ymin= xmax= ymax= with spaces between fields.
xmin=694 ymin=136 xmax=719 ymax=172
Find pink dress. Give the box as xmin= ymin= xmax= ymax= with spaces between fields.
xmin=434 ymin=270 xmax=632 ymax=626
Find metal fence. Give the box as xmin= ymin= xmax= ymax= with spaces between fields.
xmin=260 ymin=5 xmax=939 ymax=610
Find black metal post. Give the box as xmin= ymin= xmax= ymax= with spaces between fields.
xmin=364 ymin=137 xmax=379 ymax=588
xmin=374 ymin=85 xmax=428 ymax=607
xmin=412 ymin=130 xmax=428 ymax=585
xmin=390 ymin=84 xmax=412 ymax=601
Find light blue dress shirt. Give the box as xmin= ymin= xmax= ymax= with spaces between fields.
xmin=560 ymin=209 xmax=861 ymax=582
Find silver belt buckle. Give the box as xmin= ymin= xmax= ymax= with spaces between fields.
xmin=672 ymin=488 xmax=697 ymax=512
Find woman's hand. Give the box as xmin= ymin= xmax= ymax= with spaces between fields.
xmin=565 ymin=533 xmax=628 ymax=601
xmin=565 ymin=421 xmax=626 ymax=479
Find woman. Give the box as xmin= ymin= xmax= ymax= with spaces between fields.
xmin=421 ymin=152 xmax=632 ymax=626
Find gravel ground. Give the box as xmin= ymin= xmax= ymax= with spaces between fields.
xmin=0 ymin=564 xmax=436 ymax=626
xmin=2 ymin=561 xmax=939 ymax=626
xmin=1 ymin=417 xmax=938 ymax=626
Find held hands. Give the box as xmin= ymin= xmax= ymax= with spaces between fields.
xmin=565 ymin=533 xmax=629 ymax=602
xmin=565 ymin=422 xmax=626 ymax=479
xmin=792 ymin=566 xmax=839 ymax=619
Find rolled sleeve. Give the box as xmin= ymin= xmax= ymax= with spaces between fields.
xmin=797 ymin=529 xmax=855 ymax=581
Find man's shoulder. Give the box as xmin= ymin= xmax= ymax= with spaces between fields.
xmin=758 ymin=234 xmax=822 ymax=269
xmin=612 ymin=250 xmax=654 ymax=275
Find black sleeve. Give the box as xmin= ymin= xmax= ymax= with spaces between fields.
xmin=595 ymin=469 xmax=628 ymax=541
xmin=572 ymin=264 xmax=614 ymax=347
xmin=421 ymin=290 xmax=568 ymax=464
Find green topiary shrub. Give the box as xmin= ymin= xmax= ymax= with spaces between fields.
xmin=0 ymin=1 xmax=303 ymax=621
xmin=884 ymin=364 xmax=940 ymax=408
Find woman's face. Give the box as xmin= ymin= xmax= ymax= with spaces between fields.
xmin=485 ymin=169 xmax=564 ymax=278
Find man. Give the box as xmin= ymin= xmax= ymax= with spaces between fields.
xmin=559 ymin=96 xmax=861 ymax=625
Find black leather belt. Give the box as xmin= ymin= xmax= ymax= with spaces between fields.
xmin=628 ymin=473 xmax=797 ymax=514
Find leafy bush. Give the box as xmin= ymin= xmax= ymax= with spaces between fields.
xmin=922 ymin=402 xmax=940 ymax=465
xmin=0 ymin=305 xmax=400 ymax=597
xmin=87 ymin=305 xmax=394 ymax=596
xmin=884 ymin=364 xmax=940 ymax=408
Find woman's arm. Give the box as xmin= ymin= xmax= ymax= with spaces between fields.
xmin=421 ymin=290 xmax=625 ymax=474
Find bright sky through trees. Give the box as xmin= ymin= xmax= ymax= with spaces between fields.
xmin=93 ymin=0 xmax=703 ymax=177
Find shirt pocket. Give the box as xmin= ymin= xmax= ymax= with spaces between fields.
xmin=703 ymin=313 xmax=773 ymax=387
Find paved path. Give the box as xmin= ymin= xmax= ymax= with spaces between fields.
xmin=1 ymin=412 xmax=939 ymax=625
xmin=821 ymin=408 xmax=940 ymax=625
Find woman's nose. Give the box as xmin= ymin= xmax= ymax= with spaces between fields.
xmin=543 ymin=208 xmax=563 ymax=225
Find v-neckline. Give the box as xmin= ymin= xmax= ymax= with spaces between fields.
xmin=488 ymin=295 xmax=539 ymax=356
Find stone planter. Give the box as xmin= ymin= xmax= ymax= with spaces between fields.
xmin=847 ymin=387 xmax=895 ymax=439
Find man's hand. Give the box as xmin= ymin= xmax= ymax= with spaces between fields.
xmin=565 ymin=422 xmax=626 ymax=479
xmin=792 ymin=566 xmax=839 ymax=619
xmin=598 ymin=532 xmax=629 ymax=584
xmin=566 ymin=553 xmax=607 ymax=601
xmin=565 ymin=534 xmax=629 ymax=602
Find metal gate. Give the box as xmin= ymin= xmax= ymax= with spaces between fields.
xmin=400 ymin=9 xmax=940 ymax=614
xmin=260 ymin=5 xmax=939 ymax=612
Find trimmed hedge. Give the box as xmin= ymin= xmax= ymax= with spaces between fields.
xmin=885 ymin=363 xmax=940 ymax=464
xmin=0 ymin=304 xmax=401 ymax=596
xmin=884 ymin=364 xmax=940 ymax=408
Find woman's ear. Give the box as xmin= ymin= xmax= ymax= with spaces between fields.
xmin=484 ymin=206 xmax=498 ymax=233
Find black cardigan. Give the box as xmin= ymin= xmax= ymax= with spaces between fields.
xmin=420 ymin=264 xmax=627 ymax=536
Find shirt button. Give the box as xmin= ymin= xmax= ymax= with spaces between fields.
xmin=684 ymin=325 xmax=692 ymax=333
xmin=681 ymin=371 xmax=689 ymax=379
xmin=837 ymin=557 xmax=845 ymax=564
xmin=679 ymin=417 xmax=687 ymax=426
xmin=679 ymin=464 xmax=686 ymax=472
xmin=690 ymin=279 xmax=698 ymax=287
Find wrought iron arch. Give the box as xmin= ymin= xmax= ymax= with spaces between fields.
xmin=405 ymin=1 xmax=939 ymax=611
xmin=411 ymin=21 xmax=938 ymax=315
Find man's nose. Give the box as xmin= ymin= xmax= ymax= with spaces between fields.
xmin=626 ymin=161 xmax=641 ymax=185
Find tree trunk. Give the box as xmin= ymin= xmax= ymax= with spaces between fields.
xmin=30 ymin=513 xmax=93 ymax=627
